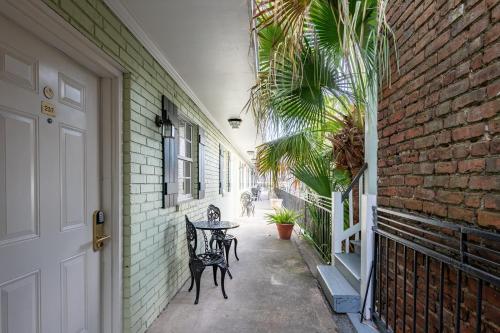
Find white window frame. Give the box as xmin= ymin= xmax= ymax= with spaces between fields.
xmin=178 ymin=119 xmax=193 ymax=201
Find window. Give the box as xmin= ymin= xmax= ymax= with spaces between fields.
xmin=178 ymin=120 xmax=193 ymax=201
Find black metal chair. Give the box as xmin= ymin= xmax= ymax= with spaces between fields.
xmin=207 ymin=205 xmax=239 ymax=277
xmin=251 ymin=187 xmax=260 ymax=201
xmin=185 ymin=215 xmax=228 ymax=304
xmin=240 ymin=192 xmax=255 ymax=217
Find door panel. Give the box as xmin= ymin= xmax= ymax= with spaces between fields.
xmin=60 ymin=253 xmax=87 ymax=333
xmin=0 ymin=45 xmax=38 ymax=92
xmin=0 ymin=271 xmax=40 ymax=333
xmin=60 ymin=126 xmax=86 ymax=231
xmin=0 ymin=15 xmax=101 ymax=333
xmin=0 ymin=109 xmax=38 ymax=245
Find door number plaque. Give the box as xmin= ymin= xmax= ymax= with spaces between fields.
xmin=41 ymin=100 xmax=56 ymax=117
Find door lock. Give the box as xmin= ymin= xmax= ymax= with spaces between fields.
xmin=93 ymin=210 xmax=111 ymax=251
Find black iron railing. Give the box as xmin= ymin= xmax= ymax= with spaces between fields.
xmin=276 ymin=189 xmax=332 ymax=263
xmin=371 ymin=208 xmax=500 ymax=333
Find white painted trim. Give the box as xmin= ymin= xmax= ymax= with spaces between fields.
xmin=0 ymin=1 xmax=123 ymax=332
xmin=331 ymin=192 xmax=343 ymax=256
xmin=103 ymin=0 xmax=254 ymax=165
xmin=360 ymin=194 xmax=376 ymax=320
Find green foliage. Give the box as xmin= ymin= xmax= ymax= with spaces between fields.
xmin=250 ymin=0 xmax=397 ymax=195
xmin=265 ymin=208 xmax=301 ymax=225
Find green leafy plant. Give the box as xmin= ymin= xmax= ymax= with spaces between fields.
xmin=249 ymin=0 xmax=398 ymax=195
xmin=265 ymin=208 xmax=301 ymax=225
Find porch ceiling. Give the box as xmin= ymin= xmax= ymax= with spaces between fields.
xmin=106 ymin=0 xmax=260 ymax=159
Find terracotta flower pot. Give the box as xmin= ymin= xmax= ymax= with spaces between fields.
xmin=276 ymin=223 xmax=294 ymax=240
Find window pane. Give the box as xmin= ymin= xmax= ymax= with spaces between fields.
xmin=184 ymin=161 xmax=191 ymax=177
xmin=185 ymin=140 xmax=192 ymax=158
xmin=179 ymin=138 xmax=186 ymax=157
xmin=186 ymin=124 xmax=192 ymax=141
xmin=178 ymin=160 xmax=184 ymax=178
xmin=184 ymin=178 xmax=191 ymax=195
xmin=179 ymin=122 xmax=185 ymax=138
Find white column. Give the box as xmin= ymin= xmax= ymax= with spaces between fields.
xmin=331 ymin=191 xmax=343 ymax=261
xmin=360 ymin=193 xmax=376 ymax=319
xmin=365 ymin=80 xmax=378 ymax=195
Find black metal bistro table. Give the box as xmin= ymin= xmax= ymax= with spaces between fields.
xmin=192 ymin=220 xmax=240 ymax=279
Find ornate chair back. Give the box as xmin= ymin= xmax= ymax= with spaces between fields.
xmin=207 ymin=204 xmax=221 ymax=222
xmin=251 ymin=188 xmax=259 ymax=200
xmin=241 ymin=192 xmax=252 ymax=205
xmin=185 ymin=215 xmax=198 ymax=260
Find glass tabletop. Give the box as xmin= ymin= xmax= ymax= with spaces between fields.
xmin=192 ymin=220 xmax=240 ymax=230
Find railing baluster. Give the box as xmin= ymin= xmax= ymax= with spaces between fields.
xmin=403 ymin=245 xmax=407 ymax=333
xmin=455 ymin=270 xmax=462 ymax=333
xmin=439 ymin=262 xmax=444 ymax=333
xmin=378 ymin=235 xmax=382 ymax=315
xmin=393 ymin=242 xmax=398 ymax=331
xmin=372 ymin=233 xmax=379 ymax=317
xmin=385 ymin=237 xmax=389 ymax=328
xmin=424 ymin=255 xmax=429 ymax=333
xmin=412 ymin=250 xmax=417 ymax=333
xmin=476 ymin=279 xmax=482 ymax=333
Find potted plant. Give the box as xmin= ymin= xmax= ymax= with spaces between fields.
xmin=265 ymin=208 xmax=300 ymax=240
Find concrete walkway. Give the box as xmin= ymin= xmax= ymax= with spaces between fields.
xmin=147 ymin=200 xmax=354 ymax=333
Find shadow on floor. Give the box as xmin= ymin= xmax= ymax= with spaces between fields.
xmin=147 ymin=200 xmax=355 ymax=333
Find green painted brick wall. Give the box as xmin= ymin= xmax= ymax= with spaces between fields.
xmin=42 ymin=0 xmax=253 ymax=332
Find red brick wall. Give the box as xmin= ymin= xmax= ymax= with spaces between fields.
xmin=377 ymin=1 xmax=500 ymax=332
xmin=378 ymin=0 xmax=500 ymax=229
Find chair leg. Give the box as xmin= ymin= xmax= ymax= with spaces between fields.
xmin=193 ymin=266 xmax=204 ymax=305
xmin=224 ymin=242 xmax=231 ymax=268
xmin=220 ymin=266 xmax=228 ymax=299
xmin=234 ymin=238 xmax=239 ymax=261
xmin=188 ymin=263 xmax=194 ymax=292
xmin=212 ymin=265 xmax=218 ymax=286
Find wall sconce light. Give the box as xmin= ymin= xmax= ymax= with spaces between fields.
xmin=228 ymin=117 xmax=242 ymax=129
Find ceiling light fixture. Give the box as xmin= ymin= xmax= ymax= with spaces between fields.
xmin=228 ymin=117 xmax=242 ymax=129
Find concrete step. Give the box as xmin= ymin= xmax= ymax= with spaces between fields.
xmin=334 ymin=252 xmax=361 ymax=293
xmin=350 ymin=239 xmax=361 ymax=255
xmin=317 ymin=265 xmax=360 ymax=313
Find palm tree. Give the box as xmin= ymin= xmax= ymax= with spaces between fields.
xmin=248 ymin=0 xmax=395 ymax=195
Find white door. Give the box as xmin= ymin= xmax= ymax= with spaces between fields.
xmin=0 ymin=16 xmax=101 ymax=333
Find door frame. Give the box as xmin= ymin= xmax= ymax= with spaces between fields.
xmin=0 ymin=1 xmax=124 ymax=332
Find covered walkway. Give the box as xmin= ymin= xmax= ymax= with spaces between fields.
xmin=147 ymin=201 xmax=354 ymax=333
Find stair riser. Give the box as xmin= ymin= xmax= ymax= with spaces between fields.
xmin=317 ymin=265 xmax=361 ymax=314
xmin=335 ymin=257 xmax=361 ymax=293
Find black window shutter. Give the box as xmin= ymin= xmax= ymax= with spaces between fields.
xmin=162 ymin=95 xmax=179 ymax=208
xmin=197 ymin=126 xmax=206 ymax=199
xmin=219 ymin=144 xmax=224 ymax=195
xmin=227 ymin=152 xmax=231 ymax=192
